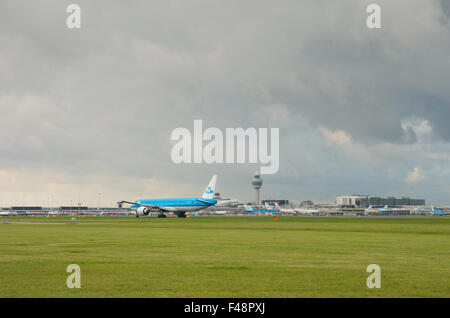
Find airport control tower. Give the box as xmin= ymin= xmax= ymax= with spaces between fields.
xmin=252 ymin=170 xmax=263 ymax=205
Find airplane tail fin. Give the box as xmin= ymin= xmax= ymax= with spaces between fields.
xmin=202 ymin=175 xmax=217 ymax=199
xmin=274 ymin=202 xmax=281 ymax=211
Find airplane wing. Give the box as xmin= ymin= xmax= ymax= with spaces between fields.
xmin=120 ymin=200 xmax=164 ymax=211
xmin=196 ymin=199 xmax=215 ymax=205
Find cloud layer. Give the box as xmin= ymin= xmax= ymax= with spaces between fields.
xmin=0 ymin=0 xmax=449 ymax=205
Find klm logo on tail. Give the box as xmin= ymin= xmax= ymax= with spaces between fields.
xmin=205 ymin=187 xmax=213 ymax=194
xmin=202 ymin=175 xmax=217 ymax=199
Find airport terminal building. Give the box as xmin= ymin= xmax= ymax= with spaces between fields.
xmin=336 ymin=195 xmax=425 ymax=208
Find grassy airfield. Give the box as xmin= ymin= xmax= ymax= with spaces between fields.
xmin=0 ymin=216 xmax=449 ymax=297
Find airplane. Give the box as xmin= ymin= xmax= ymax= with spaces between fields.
xmin=211 ymin=210 xmax=227 ymax=215
xmin=274 ymin=202 xmax=296 ymax=215
xmin=264 ymin=202 xmax=279 ymax=213
xmin=0 ymin=210 xmax=16 ymax=216
xmin=244 ymin=204 xmax=267 ymax=213
xmin=364 ymin=205 xmax=377 ymax=214
xmin=417 ymin=206 xmax=445 ymax=215
xmin=294 ymin=206 xmax=320 ymax=215
xmin=120 ymin=175 xmax=218 ymax=218
xmin=244 ymin=204 xmax=274 ymax=214
xmin=215 ymin=199 xmax=240 ymax=207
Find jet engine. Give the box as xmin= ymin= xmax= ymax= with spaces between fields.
xmin=136 ymin=206 xmax=150 ymax=217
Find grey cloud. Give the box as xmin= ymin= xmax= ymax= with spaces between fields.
xmin=438 ymin=0 xmax=450 ymax=18
xmin=0 ymin=0 xmax=449 ymax=204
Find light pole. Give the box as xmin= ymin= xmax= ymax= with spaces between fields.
xmin=98 ymin=193 xmax=101 ymax=211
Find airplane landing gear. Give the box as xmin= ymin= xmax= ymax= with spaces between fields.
xmin=157 ymin=213 xmax=167 ymax=218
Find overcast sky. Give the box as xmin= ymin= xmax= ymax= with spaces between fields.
xmin=0 ymin=0 xmax=449 ymax=206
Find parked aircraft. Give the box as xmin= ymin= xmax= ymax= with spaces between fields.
xmin=274 ymin=202 xmax=296 ymax=214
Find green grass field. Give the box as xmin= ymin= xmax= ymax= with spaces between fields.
xmin=0 ymin=216 xmax=449 ymax=297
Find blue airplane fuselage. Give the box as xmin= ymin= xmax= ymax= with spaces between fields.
xmin=132 ymin=198 xmax=217 ymax=212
